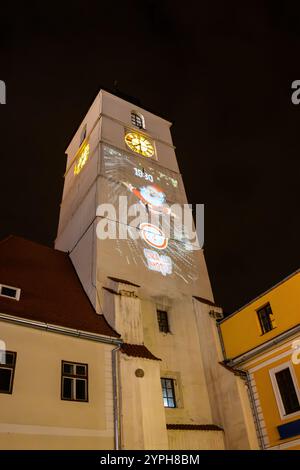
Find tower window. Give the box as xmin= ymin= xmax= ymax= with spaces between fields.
xmin=80 ymin=124 xmax=87 ymax=146
xmin=157 ymin=310 xmax=169 ymax=333
xmin=0 ymin=351 xmax=17 ymax=394
xmin=61 ymin=361 xmax=88 ymax=402
xmin=257 ymin=303 xmax=274 ymax=334
xmin=131 ymin=111 xmax=145 ymax=129
xmin=0 ymin=284 xmax=21 ymax=301
xmin=161 ymin=378 xmax=176 ymax=408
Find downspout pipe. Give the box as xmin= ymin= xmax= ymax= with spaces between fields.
xmin=245 ymin=371 xmax=265 ymax=450
xmin=112 ymin=345 xmax=121 ymax=450
xmin=220 ymin=362 xmax=266 ymax=450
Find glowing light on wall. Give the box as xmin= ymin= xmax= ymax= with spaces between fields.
xmin=125 ymin=132 xmax=154 ymax=157
xmin=74 ymin=144 xmax=90 ymax=175
xmin=143 ymin=249 xmax=172 ymax=276
xmin=102 ymin=145 xmax=200 ymax=282
xmin=140 ymin=223 xmax=168 ymax=250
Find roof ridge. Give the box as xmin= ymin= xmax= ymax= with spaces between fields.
xmin=67 ymin=256 xmax=121 ymax=338
xmin=0 ymin=235 xmax=69 ymax=257
xmin=0 ymin=234 xmax=14 ymax=246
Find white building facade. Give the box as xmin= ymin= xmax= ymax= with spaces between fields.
xmin=55 ymin=90 xmax=258 ymax=450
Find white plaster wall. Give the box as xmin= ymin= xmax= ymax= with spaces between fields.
xmin=100 ymin=91 xmax=173 ymax=147
xmin=141 ymin=296 xmax=214 ymax=425
xmin=0 ymin=321 xmax=115 ymax=449
xmin=119 ymin=354 xmax=168 ymax=450
xmin=102 ymin=290 xmax=144 ymax=344
xmin=167 ymin=429 xmax=225 ymax=450
xmin=65 ymin=92 xmax=101 ymax=165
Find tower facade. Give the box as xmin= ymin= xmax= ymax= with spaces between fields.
xmin=55 ymin=90 xmax=257 ymax=449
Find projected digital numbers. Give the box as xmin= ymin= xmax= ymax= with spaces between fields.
xmin=133 ymin=167 xmax=154 ymax=182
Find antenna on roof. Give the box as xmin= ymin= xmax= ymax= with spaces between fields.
xmin=113 ymin=80 xmax=119 ymax=93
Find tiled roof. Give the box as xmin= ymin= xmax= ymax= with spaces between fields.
xmin=167 ymin=424 xmax=223 ymax=431
xmin=0 ymin=236 xmax=119 ymax=338
xmin=120 ymin=343 xmax=161 ymax=361
xmin=219 ymin=361 xmax=247 ymax=378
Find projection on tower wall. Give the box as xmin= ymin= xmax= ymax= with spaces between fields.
xmin=99 ymin=145 xmax=201 ymax=284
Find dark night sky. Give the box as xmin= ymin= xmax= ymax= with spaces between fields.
xmin=0 ymin=1 xmax=299 ymax=313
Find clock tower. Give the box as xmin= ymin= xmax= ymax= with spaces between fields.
xmin=55 ymin=90 xmax=258 ymax=450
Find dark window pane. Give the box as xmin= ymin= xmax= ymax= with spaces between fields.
xmin=1 ymin=286 xmax=17 ymax=298
xmin=168 ymin=399 xmax=175 ymax=408
xmin=62 ymin=377 xmax=73 ymax=399
xmin=76 ymin=379 xmax=86 ymax=400
xmin=275 ymin=368 xmax=300 ymax=415
xmin=76 ymin=365 xmax=86 ymax=376
xmin=157 ymin=310 xmax=169 ymax=333
xmin=5 ymin=353 xmax=15 ymax=366
xmin=0 ymin=368 xmax=12 ymax=392
xmin=63 ymin=363 xmax=73 ymax=375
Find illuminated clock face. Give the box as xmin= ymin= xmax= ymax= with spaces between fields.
xmin=125 ymin=132 xmax=154 ymax=157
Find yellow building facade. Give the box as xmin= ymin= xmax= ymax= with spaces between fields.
xmin=220 ymin=269 xmax=300 ymax=450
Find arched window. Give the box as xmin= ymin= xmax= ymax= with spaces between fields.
xmin=131 ymin=111 xmax=145 ymax=129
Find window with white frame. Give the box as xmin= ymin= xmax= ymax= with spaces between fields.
xmin=270 ymin=362 xmax=300 ymax=418
xmin=161 ymin=377 xmax=176 ymax=408
xmin=0 ymin=284 xmax=21 ymax=301
xmin=61 ymin=361 xmax=88 ymax=402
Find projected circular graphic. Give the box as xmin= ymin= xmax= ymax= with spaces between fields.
xmin=140 ymin=223 xmax=168 ymax=250
xmin=122 ymin=182 xmax=175 ymax=216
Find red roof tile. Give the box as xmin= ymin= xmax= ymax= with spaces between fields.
xmin=120 ymin=343 xmax=161 ymax=361
xmin=0 ymin=236 xmax=119 ymax=338
xmin=167 ymin=424 xmax=223 ymax=431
